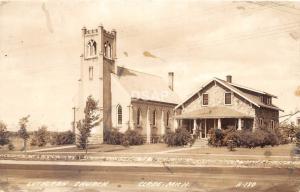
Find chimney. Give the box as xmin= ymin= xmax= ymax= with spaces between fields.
xmin=226 ymin=75 xmax=232 ymax=83
xmin=168 ymin=72 xmax=174 ymax=91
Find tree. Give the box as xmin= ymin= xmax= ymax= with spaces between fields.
xmin=31 ymin=126 xmax=49 ymax=147
xmin=282 ymin=123 xmax=300 ymax=142
xmin=18 ymin=115 xmax=30 ymax=152
xmin=76 ymin=96 xmax=99 ymax=154
xmin=0 ymin=121 xmax=9 ymax=146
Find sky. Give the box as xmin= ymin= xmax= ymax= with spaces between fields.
xmin=0 ymin=0 xmax=299 ymax=131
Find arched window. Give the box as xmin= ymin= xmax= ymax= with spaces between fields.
xmin=104 ymin=41 xmax=112 ymax=58
xmin=152 ymin=110 xmax=156 ymax=126
xmin=87 ymin=40 xmax=97 ymax=56
xmin=92 ymin=41 xmax=97 ymax=55
xmin=166 ymin=111 xmax=170 ymax=126
xmin=108 ymin=43 xmax=111 ymax=58
xmin=137 ymin=108 xmax=141 ymax=125
xmin=117 ymin=105 xmax=122 ymax=125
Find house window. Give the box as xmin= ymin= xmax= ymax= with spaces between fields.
xmin=202 ymin=93 xmax=208 ymax=106
xmin=166 ymin=111 xmax=170 ymax=126
xmin=137 ymin=108 xmax=141 ymax=125
xmin=152 ymin=110 xmax=156 ymax=126
xmin=117 ymin=105 xmax=122 ymax=125
xmin=259 ymin=118 xmax=263 ymax=127
xmin=266 ymin=97 xmax=272 ymax=105
xmin=270 ymin=120 xmax=275 ymax=129
xmin=225 ymin=92 xmax=232 ymax=105
xmin=89 ymin=66 xmax=93 ymax=80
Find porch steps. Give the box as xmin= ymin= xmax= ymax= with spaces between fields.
xmin=192 ymin=138 xmax=209 ymax=148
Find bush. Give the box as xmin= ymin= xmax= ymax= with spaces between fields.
xmin=296 ymin=131 xmax=300 ymax=148
xmin=124 ymin=130 xmax=144 ymax=145
xmin=50 ymin=131 xmax=75 ymax=145
xmin=30 ymin=126 xmax=50 ymax=147
xmin=8 ymin=143 xmax=15 ymax=151
xmin=0 ymin=121 xmax=9 ymax=146
xmin=209 ymin=128 xmax=280 ymax=148
xmin=208 ymin=128 xmax=224 ymax=147
xmin=227 ymin=139 xmax=236 ymax=151
xmin=164 ymin=128 xmax=192 ymax=146
xmin=104 ymin=129 xmax=124 ymax=145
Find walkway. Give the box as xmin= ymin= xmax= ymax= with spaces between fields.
xmin=26 ymin=145 xmax=75 ymax=152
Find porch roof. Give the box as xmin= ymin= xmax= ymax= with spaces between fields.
xmin=175 ymin=107 xmax=254 ymax=119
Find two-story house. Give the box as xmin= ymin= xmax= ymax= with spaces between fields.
xmin=174 ymin=75 xmax=283 ymax=139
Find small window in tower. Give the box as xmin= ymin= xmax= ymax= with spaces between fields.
xmin=92 ymin=41 xmax=97 ymax=55
xmin=117 ymin=105 xmax=122 ymax=125
xmin=87 ymin=40 xmax=97 ymax=57
xmin=104 ymin=41 xmax=112 ymax=59
xmin=89 ymin=66 xmax=93 ymax=80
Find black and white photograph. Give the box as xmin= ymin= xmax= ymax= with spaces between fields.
xmin=0 ymin=0 xmax=300 ymax=191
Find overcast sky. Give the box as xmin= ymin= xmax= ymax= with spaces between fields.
xmin=0 ymin=0 xmax=299 ymax=131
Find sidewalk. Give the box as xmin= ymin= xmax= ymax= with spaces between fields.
xmin=26 ymin=145 xmax=75 ymax=152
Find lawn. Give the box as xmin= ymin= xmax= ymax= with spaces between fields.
xmin=171 ymin=144 xmax=297 ymax=157
xmin=0 ymin=136 xmax=70 ymax=153
xmin=42 ymin=143 xmax=172 ymax=153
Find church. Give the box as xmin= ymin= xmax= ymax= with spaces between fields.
xmin=76 ymin=25 xmax=180 ymax=144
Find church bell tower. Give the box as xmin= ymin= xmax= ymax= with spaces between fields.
xmin=77 ymin=24 xmax=117 ymax=144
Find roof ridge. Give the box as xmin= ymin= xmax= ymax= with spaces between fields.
xmin=117 ymin=66 xmax=162 ymax=79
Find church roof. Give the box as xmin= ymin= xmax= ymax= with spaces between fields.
xmin=116 ymin=66 xmax=180 ymax=105
xmin=175 ymin=106 xmax=253 ymax=119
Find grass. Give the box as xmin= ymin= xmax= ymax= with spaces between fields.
xmin=171 ymin=143 xmax=296 ymax=156
xmin=0 ymin=136 xmax=70 ymax=153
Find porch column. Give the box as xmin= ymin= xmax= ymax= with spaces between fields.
xmin=217 ymin=118 xmax=221 ymax=129
xmin=193 ymin=119 xmax=197 ymax=135
xmin=174 ymin=119 xmax=178 ymax=130
xmin=199 ymin=121 xmax=202 ymax=139
xmin=129 ymin=105 xmax=134 ymax=130
xmin=146 ymin=107 xmax=151 ymax=144
xmin=238 ymin=118 xmax=242 ymax=130
xmin=204 ymin=119 xmax=207 ymax=138
xmin=161 ymin=110 xmax=166 ymax=135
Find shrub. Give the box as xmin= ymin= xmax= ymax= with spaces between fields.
xmin=0 ymin=121 xmax=9 ymax=146
xmin=227 ymin=139 xmax=236 ymax=151
xmin=208 ymin=128 xmax=224 ymax=147
xmin=50 ymin=131 xmax=75 ymax=145
xmin=124 ymin=130 xmax=144 ymax=145
xmin=30 ymin=126 xmax=50 ymax=147
xmin=8 ymin=143 xmax=15 ymax=151
xmin=209 ymin=128 xmax=280 ymax=148
xmin=164 ymin=128 xmax=192 ymax=146
xmin=104 ymin=129 xmax=124 ymax=145
xmin=30 ymin=136 xmax=37 ymax=146
xmin=296 ymin=131 xmax=300 ymax=148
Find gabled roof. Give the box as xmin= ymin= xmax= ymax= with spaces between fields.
xmin=116 ymin=66 xmax=180 ymax=105
xmin=175 ymin=77 xmax=283 ymax=111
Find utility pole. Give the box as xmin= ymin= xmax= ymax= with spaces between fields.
xmin=72 ymin=107 xmax=77 ymax=134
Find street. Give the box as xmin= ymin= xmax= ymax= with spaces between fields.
xmin=0 ymin=163 xmax=300 ymax=192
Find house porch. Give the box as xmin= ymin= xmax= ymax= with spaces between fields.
xmin=175 ymin=107 xmax=255 ymax=139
